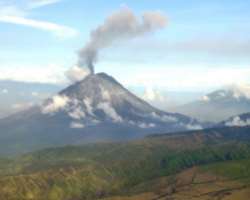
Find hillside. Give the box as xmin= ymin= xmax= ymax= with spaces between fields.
xmin=1 ymin=126 xmax=250 ymax=199
xmin=105 ymin=160 xmax=250 ymax=200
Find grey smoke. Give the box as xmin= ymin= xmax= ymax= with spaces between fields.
xmin=78 ymin=6 xmax=167 ymax=74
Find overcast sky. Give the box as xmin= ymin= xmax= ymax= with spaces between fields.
xmin=0 ymin=0 xmax=250 ymax=92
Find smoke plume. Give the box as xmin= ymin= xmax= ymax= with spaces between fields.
xmin=65 ymin=65 xmax=90 ymax=82
xmin=78 ymin=6 xmax=167 ymax=73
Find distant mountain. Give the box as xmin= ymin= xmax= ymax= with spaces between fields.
xmin=173 ymin=86 xmax=250 ymax=122
xmin=0 ymin=80 xmax=62 ymax=118
xmin=0 ymin=73 xmax=203 ymax=155
xmin=220 ymin=112 xmax=250 ymax=127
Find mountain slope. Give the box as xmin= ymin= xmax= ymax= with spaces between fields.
xmin=0 ymin=73 xmax=202 ymax=155
xmin=1 ymin=126 xmax=250 ymax=200
xmin=173 ymin=86 xmax=250 ymax=122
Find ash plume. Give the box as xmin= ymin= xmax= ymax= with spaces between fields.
xmin=78 ymin=6 xmax=167 ymax=74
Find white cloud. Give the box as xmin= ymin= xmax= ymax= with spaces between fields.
xmin=140 ymin=86 xmax=175 ymax=110
xmin=138 ymin=122 xmax=156 ymax=129
xmin=185 ymin=123 xmax=203 ymax=130
xmin=2 ymin=62 xmax=250 ymax=93
xmin=226 ymin=84 xmax=250 ymax=99
xmin=0 ymin=4 xmax=26 ymax=17
xmin=0 ymin=15 xmax=78 ymax=38
xmin=11 ymin=102 xmax=34 ymax=110
xmin=225 ymin=116 xmax=250 ymax=127
xmin=70 ymin=121 xmax=85 ymax=129
xmin=100 ymin=86 xmax=111 ymax=101
xmin=151 ymin=112 xmax=177 ymax=123
xmin=68 ymin=107 xmax=86 ymax=120
xmin=201 ymin=95 xmax=210 ymax=102
xmin=142 ymin=87 xmax=165 ymax=102
xmin=105 ymin=62 xmax=250 ymax=91
xmin=97 ymin=102 xmax=123 ymax=122
xmin=0 ymin=63 xmax=67 ymax=84
xmin=65 ymin=66 xmax=90 ymax=83
xmin=0 ymin=0 xmax=78 ymax=38
xmin=42 ymin=94 xmax=69 ymax=113
xmin=28 ymin=0 xmax=62 ymax=8
xmin=83 ymin=97 xmax=94 ymax=115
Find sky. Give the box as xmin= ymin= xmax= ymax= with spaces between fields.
xmin=1 ymin=0 xmax=250 ymax=95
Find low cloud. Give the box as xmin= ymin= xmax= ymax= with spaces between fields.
xmin=185 ymin=123 xmax=203 ymax=130
xmin=0 ymin=63 xmax=66 ymax=84
xmin=151 ymin=112 xmax=178 ymax=123
xmin=42 ymin=95 xmax=69 ymax=114
xmin=200 ymin=95 xmax=210 ymax=102
xmin=138 ymin=122 xmax=156 ymax=129
xmin=100 ymin=86 xmax=111 ymax=101
xmin=225 ymin=116 xmax=250 ymax=127
xmin=11 ymin=102 xmax=34 ymax=111
xmin=97 ymin=102 xmax=123 ymax=122
xmin=226 ymin=84 xmax=250 ymax=99
xmin=116 ymin=65 xmax=250 ymax=92
xmin=142 ymin=87 xmax=165 ymax=102
xmin=70 ymin=121 xmax=85 ymax=129
xmin=68 ymin=107 xmax=86 ymax=120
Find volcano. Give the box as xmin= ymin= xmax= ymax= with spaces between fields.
xmin=0 ymin=73 xmax=203 ymax=155
xmin=174 ymin=87 xmax=250 ymax=122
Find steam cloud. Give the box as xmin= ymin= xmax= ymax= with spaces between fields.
xmin=78 ymin=6 xmax=167 ymax=73
xmin=65 ymin=65 xmax=90 ymax=82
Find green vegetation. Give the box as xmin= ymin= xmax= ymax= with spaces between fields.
xmin=1 ymin=127 xmax=250 ymax=199
xmin=202 ymin=159 xmax=250 ymax=181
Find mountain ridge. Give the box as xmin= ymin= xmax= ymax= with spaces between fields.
xmin=173 ymin=86 xmax=250 ymax=122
